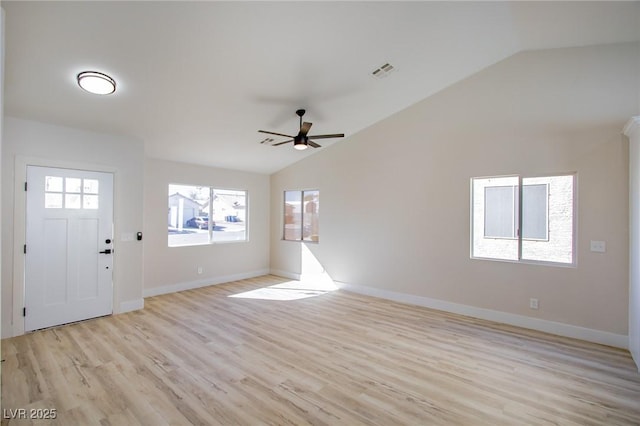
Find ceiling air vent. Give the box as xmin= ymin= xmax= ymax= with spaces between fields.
xmin=371 ymin=62 xmax=396 ymax=79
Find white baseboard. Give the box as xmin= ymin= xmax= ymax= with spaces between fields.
xmin=143 ymin=269 xmax=270 ymax=298
xmin=119 ymin=298 xmax=144 ymax=314
xmin=269 ymin=269 xmax=301 ymax=281
xmin=2 ymin=324 xmax=14 ymax=339
xmin=632 ymin=351 xmax=640 ymax=373
xmin=336 ymin=281 xmax=629 ymax=349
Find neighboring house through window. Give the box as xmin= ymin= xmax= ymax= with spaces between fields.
xmin=471 ymin=174 xmax=575 ymax=265
xmin=168 ymin=184 xmax=247 ymax=247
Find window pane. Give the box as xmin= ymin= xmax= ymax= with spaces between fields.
xmin=472 ymin=176 xmax=519 ymax=261
xmin=168 ymin=184 xmax=210 ymax=247
xmin=284 ymin=191 xmax=302 ymax=241
xmin=45 ymin=193 xmax=63 ymax=209
xmin=167 ymin=184 xmax=249 ymax=247
xmin=484 ymin=186 xmax=516 ymax=238
xmin=65 ymin=178 xmax=82 ymax=193
xmin=522 ymin=183 xmax=548 ymax=240
xmin=83 ymin=179 xmax=99 ymax=194
xmin=302 ymin=190 xmax=319 ymax=242
xmin=522 ymin=175 xmax=574 ymax=264
xmin=83 ymin=194 xmax=99 ymax=209
xmin=65 ymin=193 xmax=81 ymax=209
xmin=472 ymin=174 xmax=575 ymax=265
xmin=45 ymin=176 xmax=63 ymax=192
xmin=211 ymin=189 xmax=248 ymax=243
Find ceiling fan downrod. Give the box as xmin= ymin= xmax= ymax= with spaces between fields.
xmin=296 ymin=109 xmax=306 ymax=129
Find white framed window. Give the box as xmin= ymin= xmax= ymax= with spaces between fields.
xmin=168 ymin=184 xmax=247 ymax=247
xmin=284 ymin=190 xmax=319 ymax=242
xmin=471 ymin=174 xmax=575 ymax=265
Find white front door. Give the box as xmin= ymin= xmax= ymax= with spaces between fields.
xmin=25 ymin=166 xmax=114 ymax=331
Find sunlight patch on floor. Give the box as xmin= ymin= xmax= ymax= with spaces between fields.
xmin=229 ymin=244 xmax=338 ymax=300
xmin=230 ymin=243 xmax=337 ymax=301
xmin=229 ymin=274 xmax=338 ymax=301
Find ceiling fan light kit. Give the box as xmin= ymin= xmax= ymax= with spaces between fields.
xmin=294 ymin=136 xmax=308 ymax=150
xmin=258 ymin=109 xmax=344 ymax=150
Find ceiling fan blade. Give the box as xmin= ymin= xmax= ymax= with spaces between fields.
xmin=273 ymin=139 xmax=293 ymax=146
xmin=308 ymin=140 xmax=322 ymax=148
xmin=306 ymin=133 xmax=344 ymax=139
xmin=258 ymin=130 xmax=295 ymax=138
xmin=300 ymin=122 xmax=312 ymax=136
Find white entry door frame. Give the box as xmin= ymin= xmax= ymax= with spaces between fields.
xmin=25 ymin=166 xmax=114 ymax=331
xmin=10 ymin=156 xmax=120 ymax=337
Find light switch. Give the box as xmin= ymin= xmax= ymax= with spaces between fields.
xmin=590 ymin=240 xmax=606 ymax=253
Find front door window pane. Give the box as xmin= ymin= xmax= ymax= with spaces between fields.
xmin=45 ymin=176 xmax=63 ymax=192
xmin=66 ymin=178 xmax=82 ymax=193
xmin=45 ymin=193 xmax=63 ymax=209
xmin=83 ymin=195 xmax=99 ymax=209
xmin=83 ymin=179 xmax=99 ymax=194
xmin=65 ymin=194 xmax=81 ymax=209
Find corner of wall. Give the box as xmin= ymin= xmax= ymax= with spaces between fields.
xmin=118 ymin=298 xmax=144 ymax=314
xmin=624 ymin=115 xmax=640 ymax=371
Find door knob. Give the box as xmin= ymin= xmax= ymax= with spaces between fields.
xmin=99 ymin=249 xmax=112 ymax=254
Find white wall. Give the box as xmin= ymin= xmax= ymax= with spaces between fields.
xmin=271 ymin=43 xmax=639 ymax=347
xmin=632 ymin=41 xmax=640 ymax=371
xmin=626 ymin=116 xmax=640 ymax=370
xmin=143 ymin=158 xmax=270 ymax=297
xmin=1 ymin=117 xmax=144 ymax=337
xmin=0 ymin=7 xmax=5 ymax=407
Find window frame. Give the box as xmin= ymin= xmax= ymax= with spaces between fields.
xmin=521 ymin=182 xmax=550 ymax=242
xmin=167 ymin=183 xmax=248 ymax=248
xmin=283 ymin=189 xmax=320 ymax=243
xmin=470 ymin=173 xmax=576 ymax=267
xmin=483 ymin=184 xmax=518 ymax=240
xmin=482 ymin=183 xmax=550 ymax=242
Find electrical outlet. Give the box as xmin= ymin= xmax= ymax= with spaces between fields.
xmin=197 ymin=266 xmax=203 ymax=275
xmin=530 ymin=298 xmax=539 ymax=310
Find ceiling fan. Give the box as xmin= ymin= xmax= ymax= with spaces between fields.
xmin=259 ymin=109 xmax=344 ymax=150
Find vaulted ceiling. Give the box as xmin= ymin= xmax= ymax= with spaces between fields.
xmin=4 ymin=1 xmax=639 ymax=174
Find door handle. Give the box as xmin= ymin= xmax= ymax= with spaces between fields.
xmin=99 ymin=249 xmax=112 ymax=254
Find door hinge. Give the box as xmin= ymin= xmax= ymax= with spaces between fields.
xmin=24 ymin=244 xmax=27 ymax=254
xmin=24 ymin=182 xmax=28 ymax=191
xmin=23 ymin=307 xmax=26 ymax=317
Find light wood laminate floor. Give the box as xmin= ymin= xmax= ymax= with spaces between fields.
xmin=2 ymin=275 xmax=640 ymax=425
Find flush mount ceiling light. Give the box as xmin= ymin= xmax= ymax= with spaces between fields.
xmin=77 ymin=71 xmax=116 ymax=95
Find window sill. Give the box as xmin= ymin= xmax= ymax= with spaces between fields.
xmin=470 ymin=256 xmax=576 ymax=269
